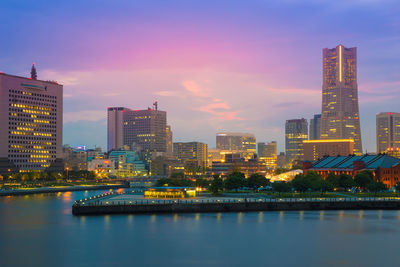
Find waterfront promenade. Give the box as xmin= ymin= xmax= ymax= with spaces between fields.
xmin=72 ymin=192 xmax=400 ymax=215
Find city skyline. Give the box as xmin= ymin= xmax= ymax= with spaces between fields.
xmin=1 ymin=0 xmax=399 ymax=153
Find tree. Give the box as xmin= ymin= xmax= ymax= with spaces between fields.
xmin=304 ymin=171 xmax=323 ymax=191
xmin=291 ymin=174 xmax=310 ymax=192
xmin=395 ymin=181 xmax=400 ymax=196
xmin=366 ymin=180 xmax=387 ymax=196
xmin=354 ymin=172 xmax=373 ymax=189
xmin=209 ymin=175 xmax=224 ymax=195
xmin=154 ymin=178 xmax=169 ymax=187
xmin=195 ymin=178 xmax=209 ymax=188
xmin=272 ymin=182 xmax=291 ymax=196
xmin=170 ymin=172 xmax=185 ymax=179
xmin=319 ymin=180 xmax=334 ymax=195
xmin=247 ymin=173 xmax=270 ymax=191
xmin=326 ymin=173 xmax=340 ymax=188
xmin=224 ymin=171 xmax=246 ymax=192
xmin=339 ymin=174 xmax=355 ymax=190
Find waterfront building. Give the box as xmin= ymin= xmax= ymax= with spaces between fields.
xmin=320 ymin=45 xmax=362 ymax=154
xmin=63 ymin=145 xmax=88 ymax=171
xmin=309 ymin=114 xmax=321 ymax=140
xmin=303 ymin=154 xmax=400 ymax=188
xmin=87 ymin=158 xmax=115 ymax=178
xmin=0 ymin=67 xmax=63 ymax=173
xmin=376 ymin=112 xmax=400 ymax=153
xmin=144 ymin=187 xmax=196 ymax=198
xmin=87 ymin=147 xmax=105 ymax=161
xmin=166 ymin=125 xmax=173 ymax=159
xmin=258 ymin=141 xmax=277 ymax=170
xmin=285 ymin=119 xmax=308 ymax=162
xmin=108 ymin=149 xmax=147 ymax=177
xmin=107 ymin=105 xmax=167 ymax=167
xmin=216 ymin=132 xmax=256 ymax=153
xmin=173 ymin=142 xmax=208 ymax=169
xmin=303 ymin=139 xmax=354 ymax=161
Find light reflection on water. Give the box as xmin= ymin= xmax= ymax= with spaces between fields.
xmin=1 ymin=190 xmax=400 ymax=267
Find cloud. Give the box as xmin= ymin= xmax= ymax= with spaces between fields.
xmin=64 ymin=110 xmax=105 ymax=123
xmin=182 ymin=80 xmax=210 ymax=98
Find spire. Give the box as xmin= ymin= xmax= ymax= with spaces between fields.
xmin=31 ymin=63 xmax=37 ymax=80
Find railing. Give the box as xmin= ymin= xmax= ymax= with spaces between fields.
xmin=73 ymin=196 xmax=400 ymax=207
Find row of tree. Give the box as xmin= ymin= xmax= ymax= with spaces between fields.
xmin=1 ymin=170 xmax=97 ymax=181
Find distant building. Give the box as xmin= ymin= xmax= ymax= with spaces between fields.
xmin=173 ymin=142 xmax=208 ymax=169
xmin=309 ymin=114 xmax=321 ymax=140
xmin=276 ymin=152 xmax=288 ymax=169
xmin=0 ymin=67 xmax=63 ymax=173
xmin=107 ymin=105 xmax=167 ymax=168
xmin=63 ymin=145 xmax=88 ymax=171
xmin=216 ymin=132 xmax=256 ymax=153
xmin=320 ymin=45 xmax=362 ymax=154
xmin=376 ymin=112 xmax=400 ymax=153
xmin=304 ymin=154 xmax=400 ymax=188
xmin=209 ymin=156 xmax=265 ymax=178
xmin=303 ymin=139 xmax=354 ymax=161
xmin=258 ymin=141 xmax=277 ymax=170
xmin=166 ymin=125 xmax=173 ymax=158
xmin=285 ymin=119 xmax=308 ymax=162
xmin=109 ymin=149 xmax=147 ymax=177
xmin=87 ymin=159 xmax=115 ymax=178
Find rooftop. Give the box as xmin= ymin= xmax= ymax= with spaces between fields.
xmin=309 ymin=154 xmax=400 ymax=170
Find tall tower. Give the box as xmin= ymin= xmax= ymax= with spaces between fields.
xmin=285 ymin=119 xmax=308 ymax=162
xmin=30 ymin=63 xmax=37 ymax=80
xmin=376 ymin=112 xmax=400 ymax=153
xmin=309 ymin=114 xmax=321 ymax=140
xmin=320 ymin=45 xmax=362 ymax=154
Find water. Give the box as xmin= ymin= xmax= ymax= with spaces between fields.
xmin=1 ymin=190 xmax=399 ymax=267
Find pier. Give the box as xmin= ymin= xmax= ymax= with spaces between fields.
xmin=72 ymin=192 xmax=400 ymax=215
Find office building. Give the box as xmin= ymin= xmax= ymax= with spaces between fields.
xmin=285 ymin=119 xmax=308 ymax=162
xmin=258 ymin=141 xmax=277 ymax=170
xmin=376 ymin=112 xmax=400 ymax=153
xmin=320 ymin=44 xmax=362 ymax=154
xmin=166 ymin=125 xmax=173 ymax=158
xmin=303 ymin=139 xmax=354 ymax=161
xmin=173 ymin=142 xmax=208 ymax=168
xmin=63 ymin=145 xmax=88 ymax=171
xmin=309 ymin=114 xmax=321 ymax=140
xmin=0 ymin=66 xmax=63 ymax=173
xmin=216 ymin=132 xmax=256 ymax=152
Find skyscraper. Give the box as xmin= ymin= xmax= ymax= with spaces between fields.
xmin=309 ymin=114 xmax=321 ymax=140
xmin=107 ymin=106 xmax=167 ymax=166
xmin=257 ymin=141 xmax=277 ymax=169
xmin=285 ymin=119 xmax=308 ymax=162
xmin=173 ymin=142 xmax=208 ymax=168
xmin=166 ymin=125 xmax=173 ymax=158
xmin=376 ymin=112 xmax=400 ymax=153
xmin=320 ymin=44 xmax=362 ymax=154
xmin=0 ymin=68 xmax=63 ymax=173
xmin=216 ymin=132 xmax=256 ymax=152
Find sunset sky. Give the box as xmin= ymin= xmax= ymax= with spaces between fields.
xmin=1 ymin=0 xmax=399 ymax=153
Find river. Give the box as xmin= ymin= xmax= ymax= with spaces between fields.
xmin=0 ymin=189 xmax=399 ymax=267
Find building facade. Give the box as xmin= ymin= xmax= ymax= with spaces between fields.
xmin=258 ymin=141 xmax=277 ymax=170
xmin=173 ymin=142 xmax=208 ymax=168
xmin=376 ymin=112 xmax=400 ymax=153
xmin=0 ymin=70 xmax=63 ymax=173
xmin=309 ymin=114 xmax=321 ymax=140
xmin=320 ymin=45 xmax=362 ymax=154
xmin=166 ymin=125 xmax=173 ymax=159
xmin=285 ymin=119 xmax=308 ymax=162
xmin=216 ymin=132 xmax=256 ymax=153
xmin=303 ymin=139 xmax=354 ymax=161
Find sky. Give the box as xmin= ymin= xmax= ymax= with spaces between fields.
xmin=0 ymin=0 xmax=399 ymax=153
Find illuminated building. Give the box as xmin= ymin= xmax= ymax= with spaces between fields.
xmin=216 ymin=132 xmax=256 ymax=152
xmin=144 ymin=187 xmax=196 ymax=198
xmin=304 ymin=154 xmax=400 ymax=189
xmin=108 ymin=149 xmax=147 ymax=177
xmin=87 ymin=159 xmax=115 ymax=177
xmin=258 ymin=141 xmax=277 ymax=170
xmin=285 ymin=119 xmax=308 ymax=162
xmin=320 ymin=45 xmax=362 ymax=154
xmin=276 ymin=152 xmax=288 ymax=168
xmin=209 ymin=154 xmax=265 ymax=177
xmin=303 ymin=139 xmax=354 ymax=161
xmin=107 ymin=104 xmax=167 ymax=168
xmin=166 ymin=125 xmax=173 ymax=158
xmin=309 ymin=114 xmax=321 ymax=140
xmin=384 ymin=147 xmax=400 ymax=158
xmin=0 ymin=67 xmax=63 ymax=173
xmin=376 ymin=112 xmax=400 ymax=153
xmin=173 ymin=142 xmax=208 ymax=171
xmin=63 ymin=145 xmax=88 ymax=171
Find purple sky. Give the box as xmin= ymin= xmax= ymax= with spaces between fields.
xmin=1 ymin=0 xmax=399 ymax=153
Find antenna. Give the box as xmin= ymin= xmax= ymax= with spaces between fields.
xmin=153 ymin=101 xmax=158 ymax=111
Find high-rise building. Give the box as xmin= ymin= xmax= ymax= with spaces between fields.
xmin=303 ymin=139 xmax=354 ymax=161
xmin=107 ymin=106 xmax=167 ymax=167
xmin=173 ymin=142 xmax=208 ymax=168
xmin=309 ymin=114 xmax=321 ymax=140
xmin=0 ymin=67 xmax=63 ymax=173
xmin=216 ymin=132 xmax=256 ymax=152
xmin=376 ymin=112 xmax=400 ymax=153
xmin=320 ymin=44 xmax=362 ymax=154
xmin=258 ymin=141 xmax=277 ymax=170
xmin=166 ymin=125 xmax=173 ymax=158
xmin=285 ymin=119 xmax=308 ymax=162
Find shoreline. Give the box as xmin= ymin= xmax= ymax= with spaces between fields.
xmin=0 ymin=184 xmax=129 ymax=197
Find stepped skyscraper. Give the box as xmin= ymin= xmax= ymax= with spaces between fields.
xmin=320 ymin=45 xmax=362 ymax=154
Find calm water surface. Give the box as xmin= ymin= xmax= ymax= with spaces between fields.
xmin=0 ymin=189 xmax=399 ymax=267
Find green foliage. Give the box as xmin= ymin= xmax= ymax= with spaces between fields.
xmin=224 ymin=171 xmax=246 ymax=192
xmin=271 ymin=182 xmax=291 ymax=196
xmin=170 ymin=172 xmax=185 ymax=179
xmin=291 ymin=174 xmax=310 ymax=192
xmin=247 ymin=173 xmax=270 ymax=191
xmin=326 ymin=173 xmax=340 ymax=188
xmin=195 ymin=178 xmax=209 ymax=188
xmin=366 ymin=180 xmax=386 ymax=195
xmin=154 ymin=177 xmax=194 ymax=187
xmin=338 ymin=174 xmax=355 ymax=190
xmin=354 ymin=172 xmax=373 ymax=189
xmin=275 ymin=168 xmax=288 ymax=175
xmin=395 ymin=182 xmax=400 ymax=193
xmin=209 ymin=175 xmax=224 ymax=195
